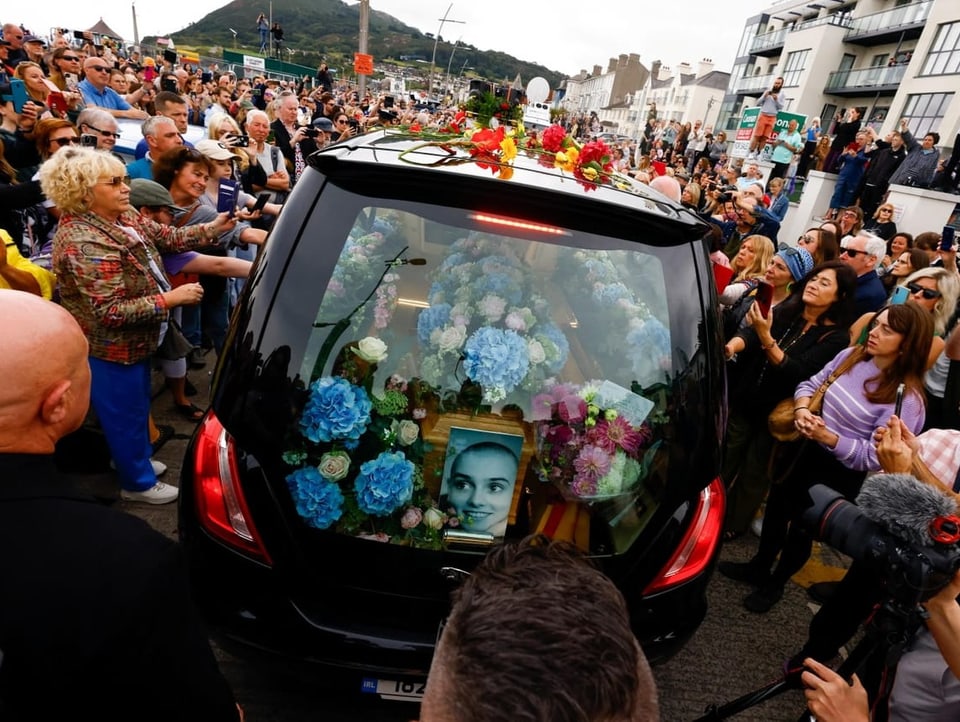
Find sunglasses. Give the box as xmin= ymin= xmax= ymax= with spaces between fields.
xmin=798 ymin=234 xmax=815 ymax=244
xmin=879 ymin=208 xmax=893 ymax=213
xmin=97 ymin=176 xmax=129 ymax=186
xmin=840 ymin=246 xmax=866 ymax=258
xmin=61 ymin=55 xmax=80 ymax=62
xmin=50 ymin=137 xmax=79 ymax=147
xmin=907 ymin=282 xmax=941 ymax=300
xmin=85 ymin=124 xmax=121 ymax=139
xmin=88 ymin=65 xmax=111 ymax=73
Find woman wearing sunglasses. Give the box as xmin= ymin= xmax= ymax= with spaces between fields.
xmin=863 ymin=203 xmax=897 ymax=241
xmin=722 ymin=259 xmax=855 ymax=541
xmin=849 ymin=265 xmax=956 ymax=371
xmin=721 ymin=302 xmax=933 ymax=612
xmin=40 ymin=147 xmax=236 ymax=505
xmin=797 ymin=227 xmax=839 ymax=266
xmin=882 ymin=247 xmax=929 ymax=295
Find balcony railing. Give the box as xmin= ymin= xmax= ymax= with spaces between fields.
xmin=732 ymin=72 xmax=777 ymax=95
xmin=845 ymin=0 xmax=931 ymax=40
xmin=793 ymin=13 xmax=852 ymax=33
xmin=824 ymin=64 xmax=907 ymax=93
xmin=749 ymin=27 xmax=789 ymax=55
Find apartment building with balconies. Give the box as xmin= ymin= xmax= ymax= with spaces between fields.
xmin=716 ymin=0 xmax=958 ymax=150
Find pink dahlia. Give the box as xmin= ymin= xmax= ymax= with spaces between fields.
xmin=596 ymin=416 xmax=643 ymax=454
xmin=573 ymin=444 xmax=612 ymax=480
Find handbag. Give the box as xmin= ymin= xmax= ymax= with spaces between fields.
xmin=768 ymin=348 xmax=864 ymax=442
xmin=156 ymin=320 xmax=194 ymax=361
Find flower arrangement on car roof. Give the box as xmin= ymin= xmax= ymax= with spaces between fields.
xmin=283 ymin=337 xmax=458 ymax=548
xmin=395 ymin=114 xmax=632 ymax=191
xmin=462 ymin=91 xmax=524 ymax=129
xmin=415 ymin=233 xmax=570 ymax=405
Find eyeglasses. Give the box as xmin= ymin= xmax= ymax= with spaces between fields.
xmin=85 ymin=124 xmax=121 ymax=139
xmin=96 ymin=176 xmax=129 ymax=186
xmin=87 ymin=65 xmax=111 ymax=73
xmin=840 ymin=245 xmax=866 ymax=257
xmin=61 ymin=55 xmax=80 ymax=62
xmin=798 ymin=234 xmax=815 ymax=244
xmin=336 ymin=119 xmax=348 ymax=124
xmin=906 ymin=282 xmax=941 ymax=300
xmin=841 ymin=211 xmax=858 ymax=218
xmin=50 ymin=137 xmax=79 ymax=147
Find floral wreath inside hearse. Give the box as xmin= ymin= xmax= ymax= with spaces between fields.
xmin=282 ymin=207 xmax=675 ymax=554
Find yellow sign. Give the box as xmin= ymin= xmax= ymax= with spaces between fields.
xmin=354 ymin=53 xmax=373 ymax=75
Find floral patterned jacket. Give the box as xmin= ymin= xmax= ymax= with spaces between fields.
xmin=53 ymin=210 xmax=217 ymax=365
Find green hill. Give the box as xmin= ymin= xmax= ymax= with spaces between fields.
xmin=146 ymin=0 xmax=564 ymax=89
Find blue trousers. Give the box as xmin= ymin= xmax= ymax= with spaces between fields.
xmin=88 ymin=356 xmax=156 ymax=492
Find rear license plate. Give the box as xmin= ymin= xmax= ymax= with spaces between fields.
xmin=360 ymin=677 xmax=426 ymax=701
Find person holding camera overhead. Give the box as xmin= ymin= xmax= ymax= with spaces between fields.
xmin=793 ymin=417 xmax=960 ymax=722
xmin=270 ymin=91 xmax=319 ymax=187
xmin=720 ymin=302 xmax=933 ymax=612
xmin=747 ymin=76 xmax=785 ymax=159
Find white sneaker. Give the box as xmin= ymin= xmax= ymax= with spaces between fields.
xmin=120 ymin=481 xmax=179 ymax=505
xmin=109 ymin=459 xmax=167 ymax=477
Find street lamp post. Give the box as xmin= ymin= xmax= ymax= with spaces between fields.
xmin=428 ymin=3 xmax=464 ymax=99
xmin=444 ymin=36 xmax=461 ymax=98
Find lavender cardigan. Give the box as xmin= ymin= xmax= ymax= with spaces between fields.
xmin=795 ymin=347 xmax=925 ymax=471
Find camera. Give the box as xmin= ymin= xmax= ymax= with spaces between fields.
xmin=302 ymin=127 xmax=320 ymax=138
xmin=802 ymin=484 xmax=960 ymax=602
xmin=160 ymin=77 xmax=178 ymax=93
xmin=227 ymin=133 xmax=250 ymax=147
xmin=79 ymin=134 xmax=99 ymax=148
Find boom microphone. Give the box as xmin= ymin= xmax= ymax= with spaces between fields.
xmin=856 ymin=473 xmax=959 ymax=548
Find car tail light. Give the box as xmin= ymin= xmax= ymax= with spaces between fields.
xmin=644 ymin=478 xmax=725 ymax=594
xmin=192 ymin=411 xmax=273 ymax=565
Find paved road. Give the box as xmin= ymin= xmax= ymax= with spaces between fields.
xmin=67 ymin=360 xmax=853 ymax=722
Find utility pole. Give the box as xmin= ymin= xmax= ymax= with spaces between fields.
xmin=428 ymin=4 xmax=464 ymax=99
xmin=131 ymin=2 xmax=140 ymax=51
xmin=358 ymin=0 xmax=369 ymax=99
xmin=444 ymin=36 xmax=461 ymax=99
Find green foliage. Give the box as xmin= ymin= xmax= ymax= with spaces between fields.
xmin=148 ymin=0 xmax=563 ymax=88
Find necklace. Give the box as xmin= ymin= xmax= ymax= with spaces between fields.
xmin=756 ymin=316 xmax=810 ymax=383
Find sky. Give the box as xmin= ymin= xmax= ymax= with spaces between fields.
xmin=15 ymin=0 xmax=764 ymax=78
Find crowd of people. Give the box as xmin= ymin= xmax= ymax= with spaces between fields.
xmin=2 ymin=19 xmax=960 ymax=722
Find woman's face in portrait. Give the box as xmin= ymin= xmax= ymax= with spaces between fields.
xmin=866 ymin=309 xmax=905 ymax=359
xmin=892 ymin=252 xmax=913 ymax=278
xmin=447 ymin=446 xmax=517 ymax=536
xmin=732 ymin=238 xmax=756 ymax=271
xmin=801 ymin=268 xmax=839 ymax=309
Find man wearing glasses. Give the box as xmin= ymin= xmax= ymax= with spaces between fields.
xmin=78 ymin=57 xmax=148 ymax=120
xmin=1 ymin=23 xmax=27 ymax=68
xmin=840 ymin=231 xmax=888 ymax=316
xmin=75 ymin=107 xmax=122 ymax=157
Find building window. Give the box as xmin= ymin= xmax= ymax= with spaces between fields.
xmin=901 ymin=92 xmax=955 ymax=138
xmin=782 ymin=50 xmax=810 ymax=87
xmin=921 ymin=22 xmax=960 ymax=76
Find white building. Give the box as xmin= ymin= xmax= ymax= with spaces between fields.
xmin=561 ymin=54 xmax=649 ymax=134
xmin=716 ymin=0 xmax=959 ymax=151
xmin=629 ymin=60 xmax=731 ymax=137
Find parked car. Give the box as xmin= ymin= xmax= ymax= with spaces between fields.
xmin=178 ymin=127 xmax=727 ymax=701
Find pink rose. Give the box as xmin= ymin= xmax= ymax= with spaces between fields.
xmin=400 ymin=507 xmax=423 ymax=529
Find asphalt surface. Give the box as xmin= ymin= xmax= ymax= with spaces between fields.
xmin=64 ymin=355 xmax=855 ymax=722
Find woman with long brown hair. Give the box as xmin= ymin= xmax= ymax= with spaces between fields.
xmin=720 ymin=302 xmax=933 ymax=612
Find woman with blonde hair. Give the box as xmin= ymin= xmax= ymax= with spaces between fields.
xmin=14 ymin=61 xmax=54 ymax=109
xmin=720 ymin=235 xmax=776 ymax=341
xmin=41 ymin=147 xmax=234 ymax=503
xmin=864 ymin=203 xmax=897 ymax=241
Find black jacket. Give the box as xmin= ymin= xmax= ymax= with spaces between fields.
xmin=269 ymin=119 xmax=319 ymax=183
xmin=0 ymin=454 xmax=240 ymax=722
xmin=862 ymin=141 xmax=907 ymax=186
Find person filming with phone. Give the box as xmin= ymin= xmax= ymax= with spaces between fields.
xmin=720 ymin=302 xmax=933 ymax=613
xmin=722 ymin=257 xmax=856 ymax=541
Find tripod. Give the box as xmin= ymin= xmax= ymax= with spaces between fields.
xmin=693 ymin=594 xmax=927 ymax=721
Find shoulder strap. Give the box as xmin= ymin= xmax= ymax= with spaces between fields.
xmin=175 ymin=204 xmax=201 ymax=228
xmin=809 ymin=348 xmax=865 ymax=412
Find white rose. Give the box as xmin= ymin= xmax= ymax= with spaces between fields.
xmin=318 ymin=452 xmax=350 ymax=481
xmin=397 ymin=419 xmax=420 ymax=446
xmin=353 ymin=336 xmax=388 ymax=363
xmin=527 ymin=339 xmax=546 ymax=365
xmin=423 ymin=507 xmax=445 ymax=530
xmin=437 ymin=325 xmax=467 ymax=353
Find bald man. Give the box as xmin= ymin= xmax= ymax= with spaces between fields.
xmin=0 ymin=290 xmax=242 ymax=721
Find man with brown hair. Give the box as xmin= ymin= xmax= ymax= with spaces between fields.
xmin=420 ymin=535 xmax=660 ymax=722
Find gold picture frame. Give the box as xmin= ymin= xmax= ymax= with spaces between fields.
xmin=421 ymin=410 xmax=535 ymax=529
